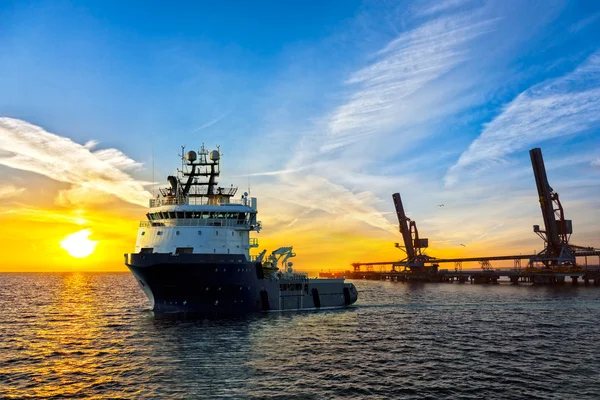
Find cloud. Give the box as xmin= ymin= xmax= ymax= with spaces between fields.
xmin=0 ymin=207 xmax=89 ymax=225
xmin=324 ymin=10 xmax=495 ymax=151
xmin=445 ymin=51 xmax=600 ymax=186
xmin=238 ymin=165 xmax=310 ymax=177
xmin=417 ymin=0 xmax=474 ymax=17
xmin=55 ymin=186 xmax=116 ymax=206
xmin=570 ymin=12 xmax=600 ymax=34
xmin=264 ymin=6 xmax=498 ymax=236
xmin=592 ymin=158 xmax=600 ymax=168
xmin=0 ymin=184 xmax=26 ymax=199
xmin=280 ymin=175 xmax=398 ymax=234
xmin=192 ymin=111 xmax=229 ymax=132
xmin=0 ymin=118 xmax=151 ymax=207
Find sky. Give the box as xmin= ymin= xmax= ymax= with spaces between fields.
xmin=0 ymin=0 xmax=599 ymax=272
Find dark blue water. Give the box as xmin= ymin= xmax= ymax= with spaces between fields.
xmin=1 ymin=273 xmax=599 ymax=399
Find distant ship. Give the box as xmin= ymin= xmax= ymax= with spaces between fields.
xmin=319 ymin=270 xmax=346 ymax=279
xmin=124 ymin=145 xmax=358 ymax=314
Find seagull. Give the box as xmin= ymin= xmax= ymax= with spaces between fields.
xmin=437 ymin=204 xmax=444 ymax=207
xmin=460 ymin=244 xmax=466 ymax=247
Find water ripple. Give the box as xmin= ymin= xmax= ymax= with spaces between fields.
xmin=1 ymin=274 xmax=599 ymax=398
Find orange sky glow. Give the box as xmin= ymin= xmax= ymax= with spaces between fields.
xmin=0 ymin=174 xmax=550 ymax=273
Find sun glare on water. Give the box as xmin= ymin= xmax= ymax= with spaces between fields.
xmin=60 ymin=229 xmax=98 ymax=258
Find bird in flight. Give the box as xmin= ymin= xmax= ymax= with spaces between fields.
xmin=437 ymin=204 xmax=444 ymax=207
xmin=460 ymin=244 xmax=466 ymax=247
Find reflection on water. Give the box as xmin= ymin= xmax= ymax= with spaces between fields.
xmin=1 ymin=273 xmax=600 ymax=399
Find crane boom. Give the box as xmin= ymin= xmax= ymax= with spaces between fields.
xmin=530 ymin=148 xmax=561 ymax=249
xmin=393 ymin=193 xmax=415 ymax=259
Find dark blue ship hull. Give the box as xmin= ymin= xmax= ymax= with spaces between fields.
xmin=126 ymin=253 xmax=264 ymax=314
xmin=125 ymin=253 xmax=358 ymax=315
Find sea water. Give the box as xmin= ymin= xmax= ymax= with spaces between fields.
xmin=1 ymin=273 xmax=599 ymax=399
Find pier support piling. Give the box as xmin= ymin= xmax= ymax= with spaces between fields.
xmin=571 ymin=276 xmax=578 ymax=285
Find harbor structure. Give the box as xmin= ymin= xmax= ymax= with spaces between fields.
xmin=349 ymin=148 xmax=600 ymax=284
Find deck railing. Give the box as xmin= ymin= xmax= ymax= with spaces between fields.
xmin=139 ymin=219 xmax=257 ymax=228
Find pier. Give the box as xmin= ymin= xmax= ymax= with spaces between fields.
xmin=347 ymin=264 xmax=600 ymax=285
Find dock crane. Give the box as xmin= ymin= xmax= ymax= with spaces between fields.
xmin=529 ymin=148 xmax=594 ymax=269
xmin=392 ymin=193 xmax=435 ymax=272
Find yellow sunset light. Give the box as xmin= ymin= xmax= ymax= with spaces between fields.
xmin=60 ymin=229 xmax=98 ymax=258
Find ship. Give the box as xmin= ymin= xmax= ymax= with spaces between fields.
xmin=124 ymin=144 xmax=358 ymax=314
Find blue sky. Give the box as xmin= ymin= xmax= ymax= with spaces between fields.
xmin=0 ymin=0 xmax=599 ymax=268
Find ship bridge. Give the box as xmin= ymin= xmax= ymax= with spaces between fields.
xmin=133 ymin=144 xmax=261 ymax=256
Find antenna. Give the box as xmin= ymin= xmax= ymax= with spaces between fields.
xmin=246 ymin=155 xmax=251 ymax=197
xmin=180 ymin=145 xmax=185 ymax=173
xmin=152 ymin=145 xmax=155 ymax=198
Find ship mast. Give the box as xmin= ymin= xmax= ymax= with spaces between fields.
xmin=157 ymin=144 xmax=237 ymax=205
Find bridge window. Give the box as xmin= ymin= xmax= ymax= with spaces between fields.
xmin=168 ymin=212 xmax=176 ymax=219
xmin=177 ymin=211 xmax=184 ymax=219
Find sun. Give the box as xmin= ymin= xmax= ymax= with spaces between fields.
xmin=60 ymin=229 xmax=98 ymax=258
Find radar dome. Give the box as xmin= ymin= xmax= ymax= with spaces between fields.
xmin=186 ymin=151 xmax=197 ymax=162
xmin=210 ymin=150 xmax=220 ymax=161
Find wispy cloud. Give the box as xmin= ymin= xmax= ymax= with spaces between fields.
xmin=238 ymin=165 xmax=310 ymax=177
xmin=0 ymin=184 xmax=26 ymax=199
xmin=570 ymin=12 xmax=600 ymax=34
xmin=265 ymin=6 xmax=498 ymax=236
xmin=269 ymin=174 xmax=398 ymax=235
xmin=592 ymin=158 xmax=600 ymax=168
xmin=0 ymin=118 xmax=151 ymax=207
xmin=324 ymin=10 xmax=495 ymax=151
xmin=0 ymin=207 xmax=89 ymax=225
xmin=445 ymin=51 xmax=600 ymax=186
xmin=55 ymin=186 xmax=116 ymax=206
xmin=192 ymin=111 xmax=229 ymax=132
xmin=417 ymin=0 xmax=474 ymax=17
